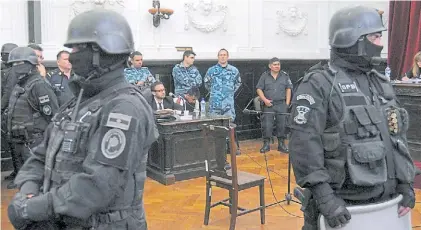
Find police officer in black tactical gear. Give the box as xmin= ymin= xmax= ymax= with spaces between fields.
xmin=5 ymin=47 xmax=59 ymax=190
xmin=8 ymin=9 xmax=158 ymax=230
xmin=1 ymin=43 xmax=18 ymax=96
xmin=1 ymin=42 xmax=18 ymax=181
xmin=256 ymin=57 xmax=292 ymax=153
xmin=289 ymin=6 xmax=416 ymax=230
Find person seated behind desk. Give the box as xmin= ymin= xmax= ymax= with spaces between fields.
xmin=173 ymin=86 xmax=200 ymax=112
xmin=149 ymin=81 xmax=183 ymax=111
xmin=402 ymin=51 xmax=421 ymax=80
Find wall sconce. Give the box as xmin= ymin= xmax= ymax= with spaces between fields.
xmin=149 ymin=0 xmax=174 ymax=27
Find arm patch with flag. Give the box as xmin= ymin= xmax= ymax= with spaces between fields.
xmin=105 ymin=113 xmax=132 ymax=130
xmin=95 ymin=112 xmax=137 ymax=170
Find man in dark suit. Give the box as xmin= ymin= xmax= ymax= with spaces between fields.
xmin=149 ymin=81 xmax=183 ymax=111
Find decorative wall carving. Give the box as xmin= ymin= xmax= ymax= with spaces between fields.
xmin=184 ymin=0 xmax=228 ymax=33
xmin=276 ymin=6 xmax=308 ymax=36
xmin=70 ymin=0 xmax=125 ymax=16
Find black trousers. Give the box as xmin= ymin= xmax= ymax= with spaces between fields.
xmin=9 ymin=142 xmax=31 ymax=172
xmin=9 ymin=136 xmax=41 ymax=172
xmin=261 ymin=103 xmax=287 ymax=139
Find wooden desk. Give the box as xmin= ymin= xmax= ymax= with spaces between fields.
xmin=392 ymin=83 xmax=421 ymax=161
xmin=147 ymin=116 xmax=230 ymax=185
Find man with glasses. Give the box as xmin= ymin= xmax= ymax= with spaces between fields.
xmin=149 ymin=81 xmax=183 ymax=111
xmin=289 ymin=6 xmax=415 ymax=230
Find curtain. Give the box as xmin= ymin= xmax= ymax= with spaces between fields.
xmin=388 ymin=1 xmax=421 ymax=79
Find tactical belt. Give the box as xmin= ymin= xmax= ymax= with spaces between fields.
xmin=9 ymin=132 xmax=43 ymax=143
xmin=96 ymin=207 xmax=140 ymax=224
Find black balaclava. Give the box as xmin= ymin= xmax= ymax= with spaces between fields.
xmin=12 ymin=62 xmax=36 ymax=83
xmin=332 ymin=36 xmax=383 ymax=72
xmin=68 ymin=45 xmax=127 ymax=97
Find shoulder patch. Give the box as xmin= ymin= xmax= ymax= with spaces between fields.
xmin=105 ymin=113 xmax=132 ymax=130
xmin=294 ymin=106 xmax=311 ymax=125
xmin=101 ymin=128 xmax=127 ymax=159
xmin=42 ymin=105 xmax=52 ymax=115
xmin=39 ymin=95 xmax=50 ymax=104
xmin=296 ymin=94 xmax=315 ymax=105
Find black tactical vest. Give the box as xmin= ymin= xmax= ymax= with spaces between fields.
xmin=43 ymin=83 xmax=148 ymax=226
xmin=7 ymin=74 xmax=48 ymax=141
xmin=317 ymin=65 xmax=414 ymax=193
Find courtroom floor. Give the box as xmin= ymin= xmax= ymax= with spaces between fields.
xmin=2 ymin=139 xmax=421 ymax=230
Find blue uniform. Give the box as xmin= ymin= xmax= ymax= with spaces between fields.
xmin=204 ymin=63 xmax=241 ymax=120
xmin=124 ymin=67 xmax=155 ymax=84
xmin=172 ymin=62 xmax=202 ymax=96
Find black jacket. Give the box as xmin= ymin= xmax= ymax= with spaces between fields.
xmin=148 ymin=95 xmax=183 ymax=111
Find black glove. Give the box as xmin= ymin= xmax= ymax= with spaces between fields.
xmin=25 ymin=192 xmax=54 ymax=221
xmin=8 ymin=192 xmax=33 ymax=230
xmin=397 ymin=183 xmax=415 ymax=208
xmin=311 ymin=183 xmax=351 ymax=228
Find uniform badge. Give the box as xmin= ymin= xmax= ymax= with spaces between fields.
xmin=338 ymin=82 xmax=358 ymax=93
xmin=296 ymin=94 xmax=315 ymax=105
xmin=39 ymin=95 xmax=50 ymax=104
xmin=101 ymin=128 xmax=127 ymax=159
xmin=42 ymin=105 xmax=52 ymax=115
xmin=294 ymin=106 xmax=310 ymax=124
xmin=105 ymin=113 xmax=132 ymax=130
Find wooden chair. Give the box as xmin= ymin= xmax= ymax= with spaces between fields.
xmin=201 ymin=124 xmax=266 ymax=230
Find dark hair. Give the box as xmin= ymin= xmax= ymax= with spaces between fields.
xmin=182 ymin=50 xmax=196 ymax=60
xmin=186 ymin=86 xmax=200 ymax=98
xmin=150 ymin=81 xmax=164 ymax=91
xmin=56 ymin=50 xmax=70 ymax=60
xmin=130 ymin=51 xmax=142 ymax=59
xmin=269 ymin=57 xmax=281 ymax=64
xmin=27 ymin=43 xmax=43 ymax=51
xmin=218 ymin=48 xmax=229 ymax=56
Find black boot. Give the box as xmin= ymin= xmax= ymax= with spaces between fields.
xmin=260 ymin=139 xmax=270 ymax=153
xmin=278 ymin=138 xmax=289 ymax=153
xmin=4 ymin=171 xmax=17 ymax=180
xmin=7 ymin=180 xmax=17 ymax=189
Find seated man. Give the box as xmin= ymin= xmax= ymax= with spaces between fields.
xmin=173 ymin=86 xmax=200 ymax=112
xmin=149 ymin=81 xmax=183 ymax=111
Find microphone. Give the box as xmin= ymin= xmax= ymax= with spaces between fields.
xmin=169 ymin=92 xmax=176 ymax=98
xmin=169 ymin=93 xmax=187 ymax=112
xmin=242 ymin=109 xmax=261 ymax=114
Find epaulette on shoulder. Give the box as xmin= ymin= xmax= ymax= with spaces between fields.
xmin=47 ymin=69 xmax=60 ymax=78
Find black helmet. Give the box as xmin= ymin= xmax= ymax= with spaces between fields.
xmin=329 ymin=6 xmax=386 ymax=48
xmin=7 ymin=47 xmax=38 ymax=65
xmin=64 ymin=9 xmax=134 ymax=54
xmin=1 ymin=43 xmax=18 ymax=54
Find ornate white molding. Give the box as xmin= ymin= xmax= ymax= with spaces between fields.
xmin=184 ymin=0 xmax=228 ymax=33
xmin=70 ymin=0 xmax=125 ymax=16
xmin=276 ymin=6 xmax=308 ymax=36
